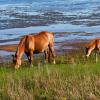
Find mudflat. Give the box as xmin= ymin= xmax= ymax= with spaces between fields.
xmin=0 ymin=39 xmax=88 ymax=62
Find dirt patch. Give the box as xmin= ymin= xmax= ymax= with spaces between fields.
xmin=0 ymin=44 xmax=17 ymax=52
xmin=55 ymin=40 xmax=88 ymax=54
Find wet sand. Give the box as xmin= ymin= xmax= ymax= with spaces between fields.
xmin=0 ymin=44 xmax=16 ymax=62
xmin=0 ymin=39 xmax=88 ymax=63
xmin=0 ymin=40 xmax=88 ymax=53
xmin=0 ymin=44 xmax=17 ymax=52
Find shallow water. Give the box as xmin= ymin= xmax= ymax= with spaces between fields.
xmin=0 ymin=23 xmax=99 ymax=45
xmin=0 ymin=0 xmax=100 ymax=39
xmin=0 ymin=0 xmax=100 ymax=58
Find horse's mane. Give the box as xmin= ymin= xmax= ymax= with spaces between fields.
xmin=19 ymin=36 xmax=27 ymax=46
xmin=16 ymin=35 xmax=28 ymax=55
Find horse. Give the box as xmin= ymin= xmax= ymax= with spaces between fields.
xmin=12 ymin=31 xmax=56 ymax=69
xmin=85 ymin=38 xmax=100 ymax=62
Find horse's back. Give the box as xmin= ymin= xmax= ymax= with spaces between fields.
xmin=35 ymin=31 xmax=53 ymax=40
xmin=22 ymin=31 xmax=54 ymax=53
xmin=38 ymin=31 xmax=54 ymax=45
xmin=34 ymin=31 xmax=54 ymax=52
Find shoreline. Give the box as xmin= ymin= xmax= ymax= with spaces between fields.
xmin=0 ymin=40 xmax=88 ymax=52
xmin=0 ymin=40 xmax=88 ymax=63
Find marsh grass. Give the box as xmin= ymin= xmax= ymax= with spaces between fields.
xmin=0 ymin=53 xmax=100 ymax=100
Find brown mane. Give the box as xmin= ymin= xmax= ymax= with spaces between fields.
xmin=15 ymin=36 xmax=27 ymax=56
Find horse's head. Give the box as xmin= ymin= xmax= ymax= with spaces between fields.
xmin=12 ymin=54 xmax=21 ymax=69
xmin=85 ymin=47 xmax=91 ymax=58
xmin=85 ymin=42 xmax=90 ymax=57
xmin=85 ymin=47 xmax=88 ymax=55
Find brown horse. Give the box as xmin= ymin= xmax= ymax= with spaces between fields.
xmin=85 ymin=38 xmax=100 ymax=62
xmin=85 ymin=38 xmax=100 ymax=57
xmin=12 ymin=31 xmax=56 ymax=69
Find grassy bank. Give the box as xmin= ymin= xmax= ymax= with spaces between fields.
xmin=0 ymin=54 xmax=100 ymax=100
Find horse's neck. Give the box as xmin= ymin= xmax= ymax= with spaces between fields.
xmin=16 ymin=36 xmax=26 ymax=58
xmin=16 ymin=45 xmax=24 ymax=59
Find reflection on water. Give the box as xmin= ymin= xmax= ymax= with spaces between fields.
xmin=0 ymin=50 xmax=14 ymax=63
xmin=0 ymin=23 xmax=99 ymax=45
xmin=0 ymin=50 xmax=14 ymax=56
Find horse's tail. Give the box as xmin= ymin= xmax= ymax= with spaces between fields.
xmin=48 ymin=32 xmax=56 ymax=63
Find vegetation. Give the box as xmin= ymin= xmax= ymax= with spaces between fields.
xmin=0 ymin=53 xmax=100 ymax=100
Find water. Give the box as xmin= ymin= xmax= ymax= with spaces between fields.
xmin=0 ymin=0 xmax=100 ymax=58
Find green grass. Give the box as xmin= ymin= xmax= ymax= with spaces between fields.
xmin=0 ymin=54 xmax=100 ymax=100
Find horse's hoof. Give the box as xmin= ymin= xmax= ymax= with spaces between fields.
xmin=15 ymin=66 xmax=20 ymax=69
xmin=53 ymin=60 xmax=56 ymax=64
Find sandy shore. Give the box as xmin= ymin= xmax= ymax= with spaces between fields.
xmin=0 ymin=40 xmax=88 ymax=63
xmin=0 ymin=40 xmax=88 ymax=52
xmin=0 ymin=44 xmax=17 ymax=52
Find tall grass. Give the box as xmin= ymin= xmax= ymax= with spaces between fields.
xmin=0 ymin=54 xmax=100 ymax=100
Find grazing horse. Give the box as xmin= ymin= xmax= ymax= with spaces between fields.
xmin=85 ymin=38 xmax=100 ymax=62
xmin=12 ymin=31 xmax=56 ymax=69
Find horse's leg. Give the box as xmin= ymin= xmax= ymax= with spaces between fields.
xmin=98 ymin=47 xmax=100 ymax=54
xmin=29 ymin=50 xmax=33 ymax=67
xmin=48 ymin=47 xmax=51 ymax=63
xmin=95 ymin=50 xmax=98 ymax=63
xmin=44 ymin=49 xmax=49 ymax=64
xmin=25 ymin=51 xmax=33 ymax=65
xmin=49 ymin=45 xmax=56 ymax=64
xmin=25 ymin=52 xmax=30 ymax=62
xmin=86 ymin=47 xmax=94 ymax=57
